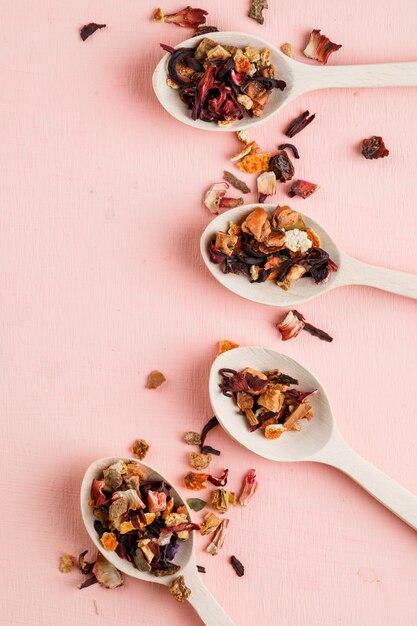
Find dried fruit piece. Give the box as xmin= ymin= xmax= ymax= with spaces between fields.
xmin=194 ymin=25 xmax=219 ymax=36
xmin=93 ymin=553 xmax=123 ymax=589
xmin=361 ymin=136 xmax=389 ymax=159
xmin=239 ymin=469 xmax=258 ymax=506
xmin=206 ymin=518 xmax=229 ymax=555
xmin=200 ymin=512 xmax=222 ymax=535
xmin=187 ymin=497 xmax=207 ymax=512
xmin=170 ymin=575 xmax=191 ymax=602
xmin=189 ymin=452 xmax=212 ymax=470
xmin=217 ymin=339 xmax=240 ymax=356
xmin=231 ymin=555 xmax=245 ymax=576
xmin=146 ymin=370 xmax=166 ymax=389
xmin=285 ymin=110 xmax=315 ymax=138
xmin=184 ymin=472 xmax=209 ymax=490
xmin=211 ymin=489 xmax=236 ymax=513
xmin=78 ymin=551 xmax=95 ymax=575
xmin=277 ymin=310 xmax=304 ymax=341
xmin=59 ymin=554 xmax=75 ymax=573
xmin=236 ymin=130 xmax=250 ymax=144
xmin=154 ymin=7 xmax=208 ymax=29
xmin=278 ymin=143 xmax=300 ymax=159
xmin=257 ymin=171 xmax=276 ymax=203
xmin=223 ymin=171 xmax=250 ymax=194
xmin=237 ymin=153 xmax=271 ymax=174
xmin=80 ymin=23 xmax=106 ymax=41
xmin=204 ymin=182 xmax=243 ymax=213
xmin=303 ymin=29 xmax=341 ymax=65
xmin=288 ymin=180 xmax=318 ymax=199
xmin=248 ymin=0 xmax=268 ymax=25
xmin=100 ymin=532 xmax=119 ymax=552
xmin=280 ymin=43 xmax=294 ymax=58
xmin=269 ymin=151 xmax=294 ymax=183
xmin=185 ymin=431 xmax=201 ymax=446
xmin=131 ymin=438 xmax=149 ymax=460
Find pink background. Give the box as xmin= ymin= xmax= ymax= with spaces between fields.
xmin=1 ymin=1 xmax=417 ymax=625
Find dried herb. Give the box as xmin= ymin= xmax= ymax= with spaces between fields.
xmin=278 ymin=143 xmax=300 ymax=159
xmin=361 ymin=136 xmax=389 ymax=159
xmin=197 ymin=565 xmax=206 ymax=573
xmin=248 ymin=0 xmax=268 ymax=25
xmin=187 ymin=497 xmax=207 ymax=511
xmin=303 ymin=29 xmax=341 ymax=65
xmin=292 ymin=310 xmax=333 ymax=342
xmin=80 ymin=23 xmax=106 ymax=42
xmin=269 ymin=151 xmax=294 ymax=182
xmin=194 ymin=26 xmax=219 ymax=36
xmin=223 ymin=171 xmax=250 ymax=194
xmin=200 ymin=416 xmax=220 ymax=454
xmin=189 ymin=452 xmax=212 ymax=470
xmin=285 ymin=110 xmax=315 ymax=138
xmin=288 ymin=179 xmax=318 ymax=199
xmin=230 ymin=555 xmax=245 ymax=577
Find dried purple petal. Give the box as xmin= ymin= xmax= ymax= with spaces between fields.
xmin=285 ymin=111 xmax=315 ymax=138
xmin=230 ymin=555 xmax=244 ymax=577
xmin=361 ymin=136 xmax=389 ymax=159
xmin=201 ymin=445 xmax=221 ymax=456
xmin=248 ymin=0 xmax=268 ymax=25
xmin=80 ymin=23 xmax=106 ymax=41
xmin=223 ymin=171 xmax=250 ymax=194
xmin=78 ymin=550 xmax=94 ymax=575
xmin=77 ymin=575 xmax=98 ymax=590
xmin=278 ymin=143 xmax=300 ymax=159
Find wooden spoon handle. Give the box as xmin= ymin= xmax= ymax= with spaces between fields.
xmin=186 ymin=570 xmax=236 ymax=626
xmin=337 ymin=256 xmax=417 ymax=299
xmin=318 ymin=437 xmax=417 ymax=531
xmin=297 ymin=61 xmax=417 ymax=90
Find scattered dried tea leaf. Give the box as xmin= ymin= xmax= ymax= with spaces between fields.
xmin=187 ymin=497 xmax=207 ymax=512
xmin=288 ymin=179 xmax=318 ymax=199
xmin=154 ymin=7 xmax=208 ymax=28
xmin=248 ymin=0 xmax=268 ymax=25
xmin=146 ymin=370 xmax=166 ymax=389
xmin=278 ymin=310 xmax=333 ymax=342
xmin=197 ymin=564 xmax=206 ymax=573
xmin=231 ymin=555 xmax=245 ymax=577
xmin=223 ymin=171 xmax=250 ymax=194
xmin=280 ymin=43 xmax=294 ymax=58
xmin=184 ymin=472 xmax=209 ymax=490
xmin=189 ymin=452 xmax=212 ymax=470
xmin=239 ymin=469 xmax=258 ymax=506
xmin=170 ymin=575 xmax=191 ymax=602
xmin=80 ymin=23 xmax=106 ymax=42
xmin=59 ymin=554 xmax=75 ymax=573
xmin=285 ymin=110 xmax=315 ymax=138
xmin=217 ymin=339 xmax=240 ymax=356
xmin=185 ymin=431 xmax=201 ymax=446
xmin=200 ymin=512 xmax=222 ymax=535
xmin=361 ymin=136 xmax=389 ymax=159
xmin=194 ymin=25 xmax=219 ymax=36
xmin=303 ymin=29 xmax=341 ymax=65
xmin=211 ymin=489 xmax=236 ymax=513
xmin=131 ymin=438 xmax=150 ymax=460
xmin=206 ymin=518 xmax=229 ymax=555
xmin=237 ymin=152 xmax=271 ymax=174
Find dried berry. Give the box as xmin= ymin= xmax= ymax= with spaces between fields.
xmin=187 ymin=497 xmax=207 ymax=512
xmin=278 ymin=143 xmax=300 ymax=159
xmin=80 ymin=23 xmax=106 ymax=41
xmin=248 ymin=0 xmax=268 ymax=25
xmin=285 ymin=110 xmax=315 ymax=138
xmin=154 ymin=7 xmax=208 ymax=29
xmin=223 ymin=171 xmax=250 ymax=194
xmin=146 ymin=370 xmax=166 ymax=389
xmin=170 ymin=575 xmax=191 ymax=602
xmin=269 ymin=151 xmax=294 ymax=183
xmin=361 ymin=136 xmax=389 ymax=159
xmin=288 ymin=179 xmax=318 ymax=199
xmin=59 ymin=554 xmax=75 ymax=573
xmin=230 ymin=555 xmax=245 ymax=576
xmin=303 ymin=29 xmax=341 ymax=65
xmin=132 ymin=438 xmax=150 ymax=460
xmin=185 ymin=431 xmax=201 ymax=446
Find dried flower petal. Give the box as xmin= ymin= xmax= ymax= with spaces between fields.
xmin=303 ymin=29 xmax=342 ymax=65
xmin=231 ymin=555 xmax=245 ymax=577
xmin=80 ymin=23 xmax=106 ymax=42
xmin=257 ymin=171 xmax=276 ymax=203
xmin=280 ymin=43 xmax=294 ymax=58
xmin=208 ymin=469 xmax=229 ymax=487
xmin=200 ymin=512 xmax=222 ymax=535
xmin=155 ymin=7 xmax=208 ymax=29
xmin=185 ymin=431 xmax=201 ymax=446
xmin=146 ymin=370 xmax=166 ymax=389
xmin=200 ymin=416 xmax=219 ymax=454
xmin=197 ymin=565 xmax=206 ymax=573
xmin=278 ymin=143 xmax=300 ymax=159
xmin=187 ymin=497 xmax=207 ymax=512
xmin=78 ymin=550 xmax=95 ymax=575
xmin=223 ymin=171 xmax=250 ymax=194
xmin=131 ymin=438 xmax=150 ymax=460
xmin=277 ymin=310 xmax=305 ymax=341
xmin=189 ymin=452 xmax=212 ymax=470
xmin=288 ymin=179 xmax=318 ymax=199
xmin=206 ymin=518 xmax=229 ymax=555
xmin=184 ymin=472 xmax=209 ymax=490
xmin=77 ymin=575 xmax=97 ymax=590
xmin=170 ymin=575 xmax=191 ymax=602
xmin=91 ymin=479 xmax=108 ymax=507
xmin=217 ymin=339 xmax=240 ymax=356
xmin=204 ymin=182 xmax=229 ymax=214
xmin=93 ymin=552 xmax=123 ymax=589
xmin=361 ymin=136 xmax=389 ymax=159
xmin=248 ymin=0 xmax=268 ymax=25
xmin=285 ymin=110 xmax=315 ymax=138
xmin=291 ymin=310 xmax=333 ymax=342
xmin=219 ymin=197 xmax=244 ymax=209
xmin=239 ymin=469 xmax=258 ymax=506
xmin=236 ymin=130 xmax=250 ymax=144
xmin=59 ymin=554 xmax=75 ymax=573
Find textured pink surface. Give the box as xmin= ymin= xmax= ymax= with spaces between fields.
xmin=1 ymin=1 xmax=417 ymax=625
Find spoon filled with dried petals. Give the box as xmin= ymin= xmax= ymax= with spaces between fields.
xmin=209 ymin=346 xmax=417 ymax=531
xmin=81 ymin=457 xmax=235 ymax=626
xmin=200 ymin=203 xmax=417 ymax=306
xmin=153 ymin=31 xmax=417 ymax=132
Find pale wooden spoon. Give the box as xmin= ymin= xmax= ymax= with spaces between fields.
xmin=152 ymin=31 xmax=417 ymax=132
xmin=200 ymin=203 xmax=417 ymax=306
xmin=80 ymin=457 xmax=235 ymax=626
xmin=209 ymin=346 xmax=417 ymax=530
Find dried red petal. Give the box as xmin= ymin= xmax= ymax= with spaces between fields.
xmin=303 ymin=29 xmax=342 ymax=65
xmin=208 ymin=469 xmax=229 ymax=487
xmin=91 ymin=479 xmax=108 ymax=507
xmin=160 ymin=7 xmax=208 ymax=29
xmin=288 ymin=179 xmax=318 ymax=199
xmin=219 ymin=197 xmax=244 ymax=209
xmin=80 ymin=23 xmax=106 ymax=41
xmin=285 ymin=111 xmax=315 ymax=138
xmin=276 ymin=310 xmax=304 ymax=341
xmin=361 ymin=136 xmax=389 ymax=159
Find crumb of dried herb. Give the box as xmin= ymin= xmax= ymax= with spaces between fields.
xmin=146 ymin=370 xmax=166 ymax=389
xmin=361 ymin=136 xmax=389 ymax=159
xmin=189 ymin=452 xmax=212 ymax=470
xmin=131 ymin=438 xmax=150 ymax=460
xmin=80 ymin=23 xmax=106 ymax=41
xmin=187 ymin=497 xmax=207 ymax=512
xmin=223 ymin=172 xmax=250 ymax=194
xmin=59 ymin=554 xmax=75 ymax=573
xmin=185 ymin=431 xmax=201 ymax=446
xmin=170 ymin=575 xmax=191 ymax=602
xmin=230 ymin=555 xmax=245 ymax=577
xmin=248 ymin=0 xmax=268 ymax=25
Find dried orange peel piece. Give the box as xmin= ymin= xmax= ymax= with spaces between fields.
xmin=217 ymin=339 xmax=240 ymax=356
xmin=237 ymin=153 xmax=271 ymax=174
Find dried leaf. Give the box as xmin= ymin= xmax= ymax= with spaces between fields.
xmin=187 ymin=497 xmax=207 ymax=512
xmin=223 ymin=171 xmax=251 ymax=194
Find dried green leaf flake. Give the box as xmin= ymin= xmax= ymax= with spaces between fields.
xmin=187 ymin=498 xmax=207 ymax=512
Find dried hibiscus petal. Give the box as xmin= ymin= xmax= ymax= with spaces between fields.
xmin=154 ymin=7 xmax=208 ymax=29
xmin=288 ymin=179 xmax=318 ymax=199
xmin=248 ymin=0 xmax=268 ymax=25
xmin=146 ymin=370 xmax=166 ymax=389
xmin=361 ymin=136 xmax=389 ymax=160
xmin=78 ymin=550 xmax=95 ymax=575
xmin=239 ymin=469 xmax=258 ymax=506
xmin=278 ymin=143 xmax=300 ymax=159
xmin=230 ymin=555 xmax=245 ymax=577
xmin=205 ymin=182 xmax=242 ymax=214
xmin=208 ymin=468 xmax=229 ymax=487
xmin=91 ymin=479 xmax=107 ymax=507
xmin=257 ymin=171 xmax=276 ymax=203
xmin=292 ymin=310 xmax=333 ymax=342
xmin=223 ymin=171 xmax=250 ymax=194
xmin=200 ymin=416 xmax=219 ymax=454
xmin=303 ymin=29 xmax=341 ymax=65
xmin=80 ymin=23 xmax=106 ymax=41
xmin=285 ymin=110 xmax=315 ymax=138
xmin=269 ymin=151 xmax=294 ymax=183
xmin=197 ymin=565 xmax=206 ymax=573
xmin=276 ymin=310 xmax=305 ymax=341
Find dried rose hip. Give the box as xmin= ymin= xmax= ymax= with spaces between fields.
xmin=361 ymin=136 xmax=389 ymax=159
